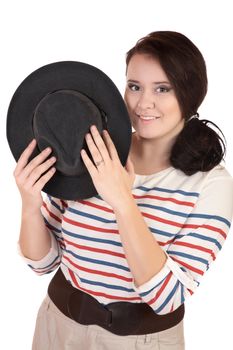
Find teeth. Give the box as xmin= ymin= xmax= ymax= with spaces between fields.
xmin=138 ymin=115 xmax=158 ymax=120
xmin=140 ymin=116 xmax=155 ymax=120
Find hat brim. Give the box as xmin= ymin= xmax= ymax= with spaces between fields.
xmin=7 ymin=61 xmax=132 ymax=200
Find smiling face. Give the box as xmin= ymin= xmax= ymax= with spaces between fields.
xmin=124 ymin=54 xmax=185 ymax=143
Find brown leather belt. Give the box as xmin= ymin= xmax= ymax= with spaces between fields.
xmin=48 ymin=268 xmax=185 ymax=336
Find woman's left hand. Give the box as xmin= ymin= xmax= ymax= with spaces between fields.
xmin=80 ymin=125 xmax=135 ymax=209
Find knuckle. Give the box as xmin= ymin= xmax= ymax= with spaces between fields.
xmin=20 ymin=147 xmax=31 ymax=160
xmin=15 ymin=177 xmax=21 ymax=185
xmin=32 ymin=167 xmax=41 ymax=178
xmin=49 ymin=167 xmax=56 ymax=176
xmin=39 ymin=176 xmax=48 ymax=187
xmin=42 ymin=168 xmax=54 ymax=181
xmin=44 ymin=169 xmax=51 ymax=177
xmin=30 ymin=158 xmax=37 ymax=168
xmin=19 ymin=150 xmax=27 ymax=160
xmin=93 ymin=150 xmax=99 ymax=158
xmin=42 ymin=159 xmax=54 ymax=172
xmin=15 ymin=175 xmax=23 ymax=186
xmin=99 ymin=145 xmax=105 ymax=152
xmin=34 ymin=180 xmax=43 ymax=190
xmin=47 ymin=157 xmax=56 ymax=165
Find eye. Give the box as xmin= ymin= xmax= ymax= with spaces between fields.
xmin=127 ymin=83 xmax=140 ymax=91
xmin=155 ymin=86 xmax=172 ymax=93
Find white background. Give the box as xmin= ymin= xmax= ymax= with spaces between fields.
xmin=1 ymin=1 xmax=233 ymax=349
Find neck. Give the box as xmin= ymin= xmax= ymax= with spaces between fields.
xmin=129 ymin=132 xmax=176 ymax=174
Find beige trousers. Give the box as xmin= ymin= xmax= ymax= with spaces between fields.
xmin=32 ymin=295 xmax=185 ymax=350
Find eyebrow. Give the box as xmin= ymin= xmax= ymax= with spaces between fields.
xmin=127 ymin=79 xmax=170 ymax=84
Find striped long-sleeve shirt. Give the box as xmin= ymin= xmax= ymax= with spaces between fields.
xmin=20 ymin=164 xmax=233 ymax=315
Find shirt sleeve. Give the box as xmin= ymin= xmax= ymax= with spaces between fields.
xmin=18 ymin=195 xmax=65 ymax=275
xmin=132 ymin=169 xmax=233 ymax=315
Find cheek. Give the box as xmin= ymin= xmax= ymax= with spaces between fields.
xmin=124 ymin=91 xmax=137 ymax=110
xmin=124 ymin=96 xmax=136 ymax=125
xmin=164 ymin=98 xmax=182 ymax=119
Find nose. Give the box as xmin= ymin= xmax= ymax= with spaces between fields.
xmin=137 ymin=91 xmax=155 ymax=110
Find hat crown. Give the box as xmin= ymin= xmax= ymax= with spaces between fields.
xmin=7 ymin=61 xmax=131 ymax=199
xmin=33 ymin=89 xmax=104 ymax=176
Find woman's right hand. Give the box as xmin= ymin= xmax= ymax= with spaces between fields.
xmin=13 ymin=139 xmax=57 ymax=213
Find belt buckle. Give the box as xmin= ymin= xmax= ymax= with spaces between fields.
xmin=67 ymin=290 xmax=142 ymax=336
xmin=105 ymin=301 xmax=142 ymax=336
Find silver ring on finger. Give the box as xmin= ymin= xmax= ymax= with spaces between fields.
xmin=95 ymin=159 xmax=104 ymax=167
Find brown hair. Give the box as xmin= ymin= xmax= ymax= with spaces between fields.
xmin=126 ymin=31 xmax=226 ymax=175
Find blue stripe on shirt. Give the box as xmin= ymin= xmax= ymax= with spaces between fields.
xmin=155 ymin=280 xmax=180 ymax=313
xmin=175 ymin=232 xmax=222 ymax=251
xmin=65 ymin=249 xmax=130 ymax=272
xmin=167 ymin=250 xmax=209 ymax=266
xmin=67 ymin=206 xmax=116 ymax=223
xmin=62 ymin=227 xmax=122 ymax=247
xmin=138 ymin=186 xmax=200 ymax=197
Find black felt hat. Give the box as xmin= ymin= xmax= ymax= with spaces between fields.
xmin=6 ymin=61 xmax=132 ymax=200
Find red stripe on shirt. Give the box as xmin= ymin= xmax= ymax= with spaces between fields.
xmin=149 ymin=272 xmax=173 ymax=305
xmin=43 ymin=202 xmax=62 ymax=223
xmin=182 ymin=223 xmax=226 ymax=239
xmin=68 ymin=268 xmax=141 ymax=301
xmin=64 ymin=238 xmax=125 ymax=258
xmin=171 ymin=257 xmax=204 ymax=275
xmin=63 ymin=215 xmax=119 ymax=234
xmin=133 ymin=194 xmax=195 ymax=207
xmin=61 ymin=200 xmax=68 ymax=208
xmin=143 ymin=213 xmax=225 ymax=239
xmin=77 ymin=200 xmax=113 ymax=213
xmin=173 ymin=241 xmax=216 ymax=260
xmin=63 ymin=255 xmax=132 ymax=282
xmin=142 ymin=212 xmax=184 ymax=228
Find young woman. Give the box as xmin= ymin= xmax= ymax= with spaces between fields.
xmin=14 ymin=31 xmax=233 ymax=350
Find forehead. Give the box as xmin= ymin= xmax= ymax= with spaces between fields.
xmin=126 ymin=54 xmax=169 ymax=82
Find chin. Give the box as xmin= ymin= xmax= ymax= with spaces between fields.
xmin=135 ymin=130 xmax=160 ymax=140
